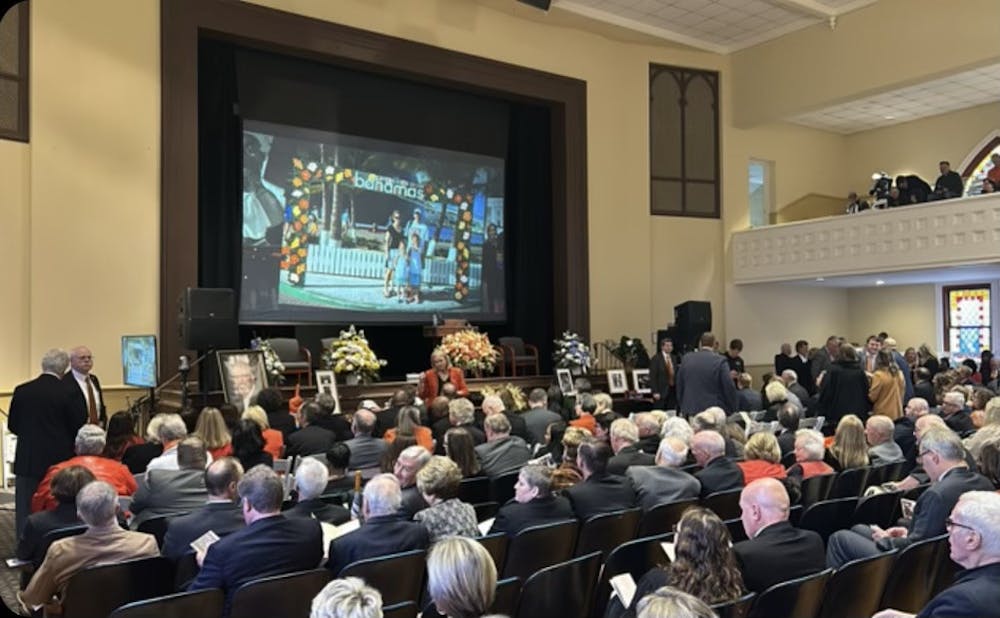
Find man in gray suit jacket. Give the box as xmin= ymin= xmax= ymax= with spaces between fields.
xmin=475 ymin=414 xmax=531 ymax=478
xmin=341 ymin=409 xmax=386 ymax=470
xmin=130 ymin=437 xmax=209 ymax=529
xmin=676 ymin=333 xmax=739 ymax=416
xmin=627 ymin=437 xmax=701 ymax=511
xmin=865 ymin=415 xmax=904 ymax=465
xmin=520 ymin=388 xmax=562 ymax=446
xmin=810 ymin=336 xmax=841 ymax=388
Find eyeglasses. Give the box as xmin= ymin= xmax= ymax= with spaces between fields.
xmin=946 ymin=518 xmax=977 ymax=533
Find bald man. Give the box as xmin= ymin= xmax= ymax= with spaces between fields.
xmin=63 ymin=346 xmax=107 ymax=425
xmin=733 ymin=478 xmax=825 ymax=593
xmin=342 ymin=409 xmax=387 ymax=470
xmin=866 ymin=416 xmax=905 ymax=465
xmin=896 ymin=397 xmax=929 ymax=471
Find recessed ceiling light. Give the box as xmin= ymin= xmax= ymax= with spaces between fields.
xmin=815 ymin=277 xmax=825 ymax=282
xmin=883 ymin=115 xmax=895 ymax=120
xmin=876 ymin=280 xmax=886 ymax=286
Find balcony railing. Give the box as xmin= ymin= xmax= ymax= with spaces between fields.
xmin=731 ymin=193 xmax=1000 ymax=284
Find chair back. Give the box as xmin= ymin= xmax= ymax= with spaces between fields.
xmin=136 ymin=513 xmax=176 ymax=549
xmin=339 ymin=549 xmax=427 ymax=606
xmin=703 ymin=488 xmax=744 ymax=520
xmin=34 ymin=524 xmax=87 ymax=566
xmin=62 ymin=556 xmax=174 ymax=618
xmin=828 ymin=467 xmax=870 ymax=499
xmin=266 ymin=337 xmax=303 ymax=362
xmin=174 ymin=553 xmax=199 ymax=591
xmin=902 ymin=483 xmax=932 ymax=501
xmin=490 ymin=471 xmax=521 ymax=504
xmin=458 ymin=476 xmax=491 ymax=504
xmin=748 ymin=568 xmax=831 ymax=618
xmin=712 ymin=592 xmax=756 ymax=618
xmin=781 ymin=451 xmax=797 ymax=467
xmin=492 ymin=576 xmax=521 ymax=615
xmin=853 ymin=491 xmax=900 ymax=529
xmin=382 ymin=601 xmax=418 ymax=618
xmin=320 ymin=337 xmax=335 ymax=352
xmin=474 ymin=501 xmax=499 ymax=522
xmin=592 ymin=533 xmax=672 ymax=618
xmin=476 ymin=533 xmax=510 ymax=573
xmin=798 ymin=497 xmax=858 ymax=543
xmin=574 ymin=508 xmax=641 ymax=559
xmin=502 ymin=520 xmax=578 ymax=581
xmin=109 ymin=589 xmax=224 ymax=618
xmin=800 ymin=473 xmax=835 ymax=505
xmin=816 ymin=551 xmax=895 ymax=618
xmin=229 ymin=568 xmax=331 ymax=618
xmin=636 ymin=498 xmax=697 ymax=537
xmin=515 ymin=552 xmax=602 ymax=618
xmin=866 ymin=461 xmax=904 ymax=487
xmin=499 ymin=336 xmax=527 ymax=355
xmin=879 ymin=534 xmax=948 ymax=613
xmin=724 ymin=518 xmax=748 ymax=543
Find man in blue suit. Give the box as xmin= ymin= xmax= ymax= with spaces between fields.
xmin=162 ymin=457 xmax=246 ymax=560
xmin=189 ymin=465 xmax=322 ymax=616
xmin=676 ymin=333 xmax=739 ymax=416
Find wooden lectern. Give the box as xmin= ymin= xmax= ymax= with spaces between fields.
xmin=423 ymin=319 xmax=477 ymax=342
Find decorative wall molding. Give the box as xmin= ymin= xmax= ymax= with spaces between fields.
xmin=732 ymin=194 xmax=1000 ymax=284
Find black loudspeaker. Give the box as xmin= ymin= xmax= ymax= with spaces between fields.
xmin=518 ymin=0 xmax=551 ymax=10
xmin=674 ymin=301 xmax=712 ymax=334
xmin=179 ymin=288 xmax=238 ymax=350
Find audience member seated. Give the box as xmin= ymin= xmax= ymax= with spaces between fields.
xmin=896 ymin=397 xmax=930 ymax=469
xmin=966 ymin=397 xmax=1000 ymax=459
xmin=736 ymin=373 xmax=763 ymax=412
xmin=941 ymin=391 xmax=976 ymax=435
xmin=427 ymin=396 xmax=454 ymax=453
xmin=968 ymin=388 xmax=994 ymax=429
xmin=313 ymin=393 xmax=353 ymax=442
xmin=189 ymin=465 xmax=323 ymax=614
xmin=122 ymin=414 xmax=165 ymax=474
xmin=976 ymin=440 xmax=1000 ymax=488
xmin=874 ymin=491 xmax=1000 ymax=618
xmin=414 ymin=456 xmax=479 ymax=542
xmin=130 ymin=436 xmax=211 ymax=529
xmin=867 ymin=415 xmax=905 ymax=464
xmin=569 ymin=392 xmax=599 ymax=434
xmin=336 ymin=408 xmax=382 ymax=471
xmin=818 ymin=344 xmax=872 ymax=428
xmin=323 ymin=443 xmax=355 ymax=494
xmin=776 ymin=403 xmax=800 ymax=457
xmin=787 ymin=429 xmax=835 ymax=482
xmin=444 ymin=428 xmax=482 ymax=479
xmin=828 ymin=414 xmax=870 ymax=471
xmin=738 ymin=432 xmax=788 ymax=485
xmin=489 ymin=464 xmax=575 ymax=536
xmin=427 ymin=536 xmax=497 ymax=618
xmin=394 ymin=445 xmax=431 ymax=517
xmin=607 ymin=418 xmax=655 ymax=475
xmin=19 ymin=481 xmax=159 ymax=615
xmin=383 ymin=405 xmax=435 ymax=452
xmin=782 ymin=369 xmax=810 ymax=407
xmin=195 ymin=407 xmax=233 ymax=460
xmin=256 ymin=387 xmax=296 ymax=441
xmin=691 ymin=430 xmax=743 ymax=498
xmin=913 ymin=368 xmax=936 ymax=403
xmin=102 ymin=412 xmax=142 ymax=461
xmin=734 ymin=478 xmax=825 ymax=593
xmin=692 ymin=408 xmax=742 ymax=459
xmin=762 ymin=381 xmax=794 ymax=423
xmin=475 ymin=413 xmax=531 ymax=478
xmin=616 ymin=507 xmax=743 ymax=617
xmin=827 ymin=427 xmax=995 ymax=568
xmin=285 ymin=457 xmax=350 ymax=525
xmin=162 ymin=457 xmax=246 ymax=560
xmin=17 ymin=466 xmax=94 ymax=564
xmin=310 ymin=577 xmax=383 ymax=618
xmin=326 ymin=474 xmax=430 ymax=574
xmin=374 ymin=391 xmax=408 ymax=438
xmin=635 ymin=586 xmax=718 ymax=618
xmin=146 ymin=413 xmax=199 ymax=472
xmin=231 ymin=418 xmax=274 ymax=470
xmin=565 ymin=441 xmax=636 ymax=521
xmin=446 ymin=398 xmax=486 ymax=446
xmin=242 ymin=405 xmax=284 ymax=461
xmin=521 ymin=388 xmax=562 ymax=446
xmin=627 ymin=436 xmax=701 ymax=511
xmin=483 ymin=394 xmax=531 ymax=443
xmin=634 ymin=413 xmax=663 ymax=455
xmin=551 ymin=426 xmax=590 ymax=491
xmin=31 ymin=425 xmax=136 ymax=512
xmin=286 ymin=401 xmax=338 ymax=457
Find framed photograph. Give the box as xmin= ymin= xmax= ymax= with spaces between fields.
xmin=217 ymin=350 xmax=267 ymax=411
xmin=556 ymin=368 xmax=576 ymax=396
xmin=314 ymin=370 xmax=341 ymax=415
xmin=607 ymin=369 xmax=628 ymax=394
xmin=632 ymin=368 xmax=652 ymax=394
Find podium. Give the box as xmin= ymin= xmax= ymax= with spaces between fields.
xmin=423 ymin=320 xmax=477 ymax=342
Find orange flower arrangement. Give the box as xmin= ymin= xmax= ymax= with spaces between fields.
xmin=439 ymin=330 xmax=498 ymax=373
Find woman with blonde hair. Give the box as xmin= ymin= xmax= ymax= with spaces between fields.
xmin=828 ymin=414 xmax=869 ymax=470
xmin=965 ymin=396 xmax=1000 ymax=458
xmin=551 ymin=426 xmax=591 ymax=491
xmin=242 ymin=404 xmax=284 ymax=460
xmin=737 ymin=432 xmax=787 ymax=484
xmin=762 ymin=380 xmax=790 ymax=422
xmin=427 ymin=537 xmax=497 ymax=618
xmin=868 ymin=350 xmax=904 ymax=420
xmin=194 ymin=407 xmax=233 ymax=459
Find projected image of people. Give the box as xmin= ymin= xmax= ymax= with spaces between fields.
xmin=240 ymin=121 xmax=506 ymax=324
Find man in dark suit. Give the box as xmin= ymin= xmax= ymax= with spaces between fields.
xmin=940 ymin=391 xmax=975 ymax=436
xmin=649 ymin=338 xmax=678 ymax=407
xmin=256 ymin=387 xmax=296 ymax=440
xmin=162 ymin=457 xmax=246 ymax=560
xmin=313 ymin=393 xmax=353 ymax=442
xmin=489 ymin=465 xmax=575 ymax=536
xmin=810 ymin=336 xmax=840 ymax=389
xmin=676 ymin=333 xmax=739 ymax=416
xmin=691 ymin=430 xmax=744 ymax=498
xmin=895 ymin=397 xmax=928 ymax=473
xmin=285 ymin=401 xmax=337 ymax=457
xmin=189 ymin=466 xmax=323 ymax=615
xmin=374 ymin=390 xmax=411 ymax=438
xmin=8 ymin=349 xmax=86 ymax=535
xmin=774 ymin=343 xmax=794 ymax=376
xmin=776 ymin=404 xmax=800 ymax=458
xmin=63 ymin=346 xmax=107 ymax=426
xmin=627 ymin=437 xmax=700 ymax=511
xmin=790 ymin=340 xmax=815 ymax=395
xmin=326 ymin=474 xmax=429 ymax=575
xmin=565 ymin=441 xmax=636 ymax=521
xmin=827 ymin=428 xmax=995 ymax=568
xmin=284 ymin=457 xmax=349 ymax=524
xmin=607 ymin=418 xmax=655 ymax=475
xmin=341 ymin=408 xmax=387 ymax=470
xmin=130 ymin=437 xmax=210 ymax=529
xmin=912 ymin=368 xmax=935 ymax=404
xmin=734 ymin=478 xmax=825 ymax=593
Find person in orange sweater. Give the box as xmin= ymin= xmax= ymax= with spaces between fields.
xmin=738 ymin=432 xmax=788 ymax=485
xmin=31 ymin=425 xmax=136 ymax=512
xmin=418 ymin=350 xmax=469 ymax=402
xmin=384 ymin=406 xmax=435 ymax=452
xmin=569 ymin=392 xmax=598 ymax=434
xmin=786 ymin=429 xmax=835 ymax=481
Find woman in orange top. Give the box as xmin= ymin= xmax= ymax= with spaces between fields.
xmin=418 ymin=349 xmax=469 ymax=402
xmin=737 ymin=432 xmax=787 ymax=485
xmin=195 ymin=407 xmax=233 ymax=460
xmin=787 ymin=428 xmax=835 ymax=480
xmin=384 ymin=406 xmax=435 ymax=452
xmin=242 ymin=405 xmax=284 ymax=460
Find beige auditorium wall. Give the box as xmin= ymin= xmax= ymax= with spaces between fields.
xmin=844 ymin=102 xmax=1000 ymax=195
xmin=0 ymin=140 xmax=30 ymax=400
xmin=846 ymin=284 xmax=937 ymax=350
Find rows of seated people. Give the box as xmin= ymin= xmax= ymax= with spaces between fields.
xmin=844 ymin=156 xmax=998 ymax=214
xmin=14 ymin=359 xmax=1000 ymax=617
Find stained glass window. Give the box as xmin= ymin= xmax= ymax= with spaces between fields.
xmin=944 ymin=285 xmax=991 ymax=361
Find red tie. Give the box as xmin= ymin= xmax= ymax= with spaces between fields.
xmin=85 ymin=377 xmax=98 ymax=424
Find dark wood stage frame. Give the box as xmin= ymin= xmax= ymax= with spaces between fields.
xmin=160 ymin=0 xmax=589 ymax=376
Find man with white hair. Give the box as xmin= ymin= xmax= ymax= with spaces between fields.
xmin=20 ymin=481 xmax=159 ymax=614
xmin=690 ymin=430 xmax=743 ymax=498
xmin=627 ymin=437 xmax=701 ymax=511
xmin=875 ymin=491 xmax=1000 ymax=618
xmin=475 ymin=414 xmax=531 ymax=478
xmin=881 ymin=337 xmax=915 ymax=404
xmin=787 ymin=429 xmax=834 ymax=481
xmin=326 ymin=474 xmax=430 ymax=574
xmin=146 ymin=413 xmax=210 ymax=471
xmin=941 ymin=390 xmax=975 ymax=435
xmin=481 ymin=394 xmax=529 ymax=442
xmin=866 ymin=415 xmax=905 ymax=465
xmin=285 ymin=457 xmax=349 ymax=524
xmin=446 ymin=397 xmax=485 ymax=445
xmin=607 ymin=418 xmax=654 ymax=475
xmin=896 ymin=397 xmax=930 ymax=470
xmin=31 ymin=425 xmax=137 ymax=512
xmin=634 ymin=413 xmax=663 ymax=455
xmin=8 ymin=348 xmax=86 ymax=534
xmin=341 ymin=408 xmax=387 ymax=470
xmin=780 ymin=369 xmax=810 ymax=408
xmin=394 ymin=445 xmax=431 ymax=517
xmin=63 ymin=345 xmax=107 ymax=426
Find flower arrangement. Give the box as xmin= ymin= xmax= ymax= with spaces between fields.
xmin=609 ymin=336 xmax=650 ymax=370
xmin=481 ymin=383 xmax=527 ymax=411
xmin=439 ymin=330 xmax=498 ymax=373
xmin=251 ymin=338 xmax=285 ymax=385
xmin=553 ymin=331 xmax=591 ymax=372
xmin=321 ymin=325 xmax=387 ymax=383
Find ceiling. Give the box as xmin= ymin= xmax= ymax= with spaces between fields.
xmin=784 ymin=263 xmax=1000 ymax=288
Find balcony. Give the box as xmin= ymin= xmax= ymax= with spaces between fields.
xmin=731 ymin=193 xmax=1000 ymax=284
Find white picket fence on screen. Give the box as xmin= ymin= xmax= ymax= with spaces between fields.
xmin=306 ymin=245 xmax=481 ymax=288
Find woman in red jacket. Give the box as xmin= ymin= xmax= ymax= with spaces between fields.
xmin=418 ymin=349 xmax=469 ymax=401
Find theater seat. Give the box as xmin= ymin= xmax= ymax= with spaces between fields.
xmin=748 ymin=569 xmax=831 ymax=618
xmin=108 ymin=589 xmax=224 ymax=618
xmin=61 ymin=556 xmax=174 ymax=618
xmin=338 ymin=549 xmax=427 ymax=606
xmin=502 ymin=520 xmax=578 ymax=581
xmin=514 ymin=551 xmax=601 ymax=618
xmin=229 ymin=568 xmax=331 ymax=618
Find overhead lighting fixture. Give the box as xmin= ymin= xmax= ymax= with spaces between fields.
xmin=815 ymin=277 xmax=825 ymax=282
xmin=883 ymin=115 xmax=895 ymax=120
xmin=875 ymin=280 xmax=886 ymax=286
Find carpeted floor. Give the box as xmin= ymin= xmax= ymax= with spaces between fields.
xmin=0 ymin=492 xmax=24 ymax=616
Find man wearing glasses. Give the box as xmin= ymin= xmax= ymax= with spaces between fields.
xmin=826 ymin=427 xmax=993 ymax=569
xmin=874 ymin=491 xmax=1000 ymax=618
